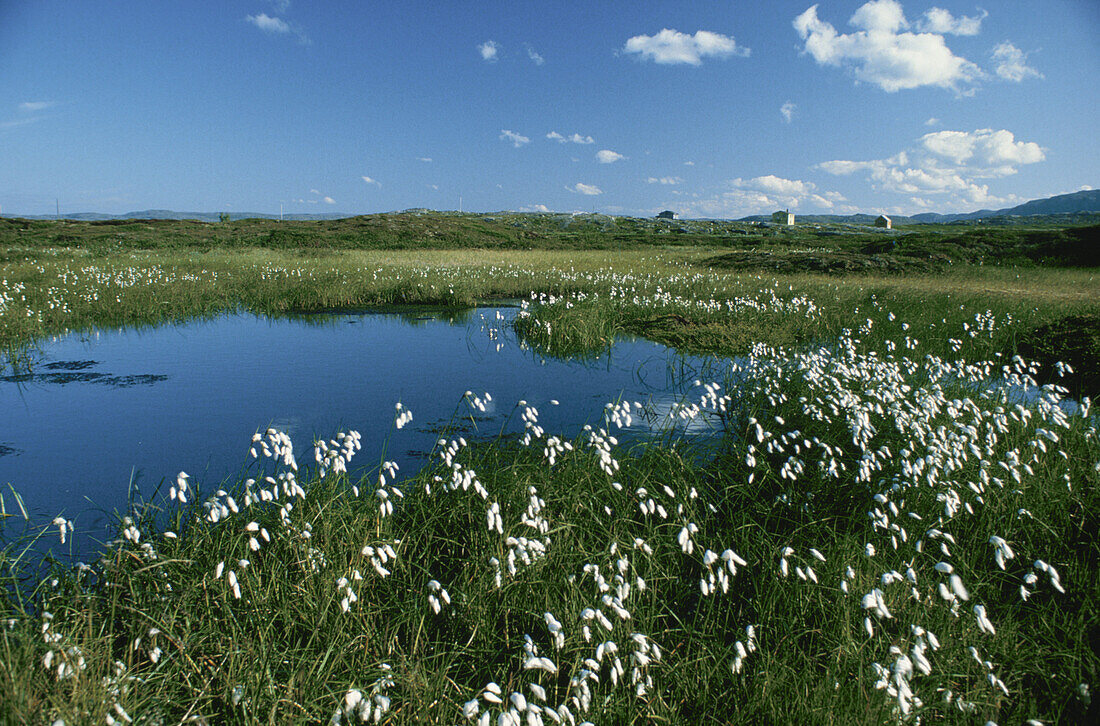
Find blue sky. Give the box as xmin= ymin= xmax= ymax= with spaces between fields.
xmin=1 ymin=0 xmax=1096 ymax=218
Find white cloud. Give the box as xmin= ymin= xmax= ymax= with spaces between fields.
xmin=0 ymin=117 xmax=41 ymax=130
xmin=780 ymin=101 xmax=796 ymax=123
xmin=547 ymin=131 xmax=594 ymax=145
xmin=623 ymin=28 xmax=749 ymax=65
xmin=417 ymin=157 xmax=432 ymax=163
xmin=427 ymin=184 xmax=439 ymax=190
xmin=677 ymin=176 xmax=851 ymax=218
xmin=247 ymin=13 xmax=290 ymax=33
xmin=793 ymin=0 xmax=982 ymax=93
xmin=270 ymin=0 xmax=292 ymax=12
xmin=683 ymin=161 xmax=695 ymax=166
xmin=521 ymin=203 xmax=552 ymax=212
xmin=361 ymin=176 xmax=381 ymax=187
xmin=925 ymin=117 xmax=940 ymax=126
xmin=596 ymin=149 xmax=624 ymax=164
xmin=18 ymin=101 xmax=53 ymax=112
xmin=810 ymin=191 xmax=849 ymax=209
xmin=735 ymin=175 xmax=815 ymax=197
xmin=245 ymin=12 xmax=307 ymax=43
xmin=916 ymin=7 xmax=986 ymax=36
xmin=816 ymin=128 xmax=1044 ymax=208
xmin=570 ymin=183 xmax=603 ymax=195
xmin=323 ymin=196 xmax=335 ymax=204
xmin=991 ymin=42 xmax=1042 ymax=82
xmin=526 ymin=45 xmax=545 ymax=65
xmin=920 ymin=129 xmax=1044 ymax=172
xmin=309 ymin=188 xmax=321 ymax=195
xmin=499 ymin=129 xmax=530 ymax=148
xmin=647 ymin=176 xmax=682 ymax=185
xmin=478 ymin=40 xmax=500 ymax=62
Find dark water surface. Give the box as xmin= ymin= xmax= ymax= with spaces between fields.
xmin=1 ymin=307 xmax=720 ymax=553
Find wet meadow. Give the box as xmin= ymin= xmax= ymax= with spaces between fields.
xmin=1 ymin=213 xmax=1098 ymax=724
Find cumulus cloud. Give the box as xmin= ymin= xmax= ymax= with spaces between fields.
xmin=361 ymin=176 xmax=381 ymax=186
xmin=19 ymin=101 xmax=53 ymax=112
xmin=499 ymin=129 xmax=531 ymax=148
xmin=678 ymin=177 xmax=850 ymax=219
xmin=526 ymin=45 xmax=545 ymax=65
xmin=596 ymin=149 xmax=624 ymax=164
xmin=816 ymin=127 xmax=1044 ymax=207
xmin=991 ymin=42 xmax=1042 ymax=82
xmin=623 ymin=28 xmax=749 ymax=65
xmin=793 ymin=0 xmax=982 ymax=93
xmin=647 ymin=176 xmax=682 ymax=185
xmin=247 ymin=13 xmax=290 ymax=33
xmin=245 ymin=12 xmax=308 ymax=43
xmin=570 ymin=183 xmax=603 ymax=195
xmin=521 ymin=203 xmax=552 ymax=212
xmin=916 ymin=7 xmax=986 ymax=35
xmin=547 ymin=131 xmax=594 ymax=144
xmin=780 ymin=101 xmax=796 ymax=123
xmin=925 ymin=117 xmax=940 ymax=126
xmin=301 ymin=188 xmax=337 ymax=204
xmin=735 ymin=175 xmax=815 ymax=197
xmin=478 ymin=40 xmax=500 ymax=62
xmin=921 ymin=128 xmax=1044 ymax=171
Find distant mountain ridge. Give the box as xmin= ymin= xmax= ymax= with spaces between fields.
xmin=740 ymin=189 xmax=1100 ymax=225
xmin=8 ymin=209 xmax=352 ymax=222
xmin=4 ymin=189 xmax=1098 ymax=223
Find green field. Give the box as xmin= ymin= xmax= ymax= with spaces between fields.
xmin=1 ymin=214 xmax=1098 ymax=724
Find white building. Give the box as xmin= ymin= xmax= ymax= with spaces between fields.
xmin=771 ymin=210 xmax=795 ymax=225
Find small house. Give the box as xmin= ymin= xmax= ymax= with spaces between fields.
xmin=875 ymin=214 xmax=892 ymax=229
xmin=771 ymin=210 xmax=795 ymax=225
xmin=656 ymin=210 xmax=678 ymax=220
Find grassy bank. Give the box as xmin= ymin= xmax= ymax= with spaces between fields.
xmin=2 ymin=218 xmax=1099 ymax=723
xmin=2 ymin=242 xmax=1098 ymax=390
xmin=2 ymin=327 xmax=1096 ymax=724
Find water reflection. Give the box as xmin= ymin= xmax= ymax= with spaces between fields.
xmin=0 ymin=306 xmax=724 ymax=554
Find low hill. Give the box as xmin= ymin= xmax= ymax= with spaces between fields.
xmin=738 ymin=189 xmax=1100 ymax=225
xmin=2 ymin=209 xmax=1097 ymax=272
xmin=4 ymin=189 xmax=1098 ymax=225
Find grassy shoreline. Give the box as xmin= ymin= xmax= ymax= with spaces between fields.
xmin=2 ymin=219 xmax=1099 ymax=724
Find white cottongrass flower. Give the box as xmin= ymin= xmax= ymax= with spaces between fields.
xmin=949 ymin=574 xmax=970 ymax=601
xmin=524 ymin=656 xmax=558 ymax=673
xmin=169 ymin=472 xmax=190 ymax=503
xmin=51 ymin=517 xmax=73 ymax=545
xmin=394 ymin=402 xmax=413 ymax=429
xmin=482 ymin=682 xmax=504 ymax=704
xmin=988 ymin=536 xmax=1015 ymax=570
xmin=974 ymin=604 xmax=996 ymax=634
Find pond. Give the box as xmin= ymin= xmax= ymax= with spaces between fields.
xmin=0 ymin=305 xmax=723 ymax=556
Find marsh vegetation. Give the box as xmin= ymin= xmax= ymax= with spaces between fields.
xmin=1 ymin=214 xmax=1097 ymax=724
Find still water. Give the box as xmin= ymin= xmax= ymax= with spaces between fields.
xmin=1 ymin=306 xmax=720 ymax=551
